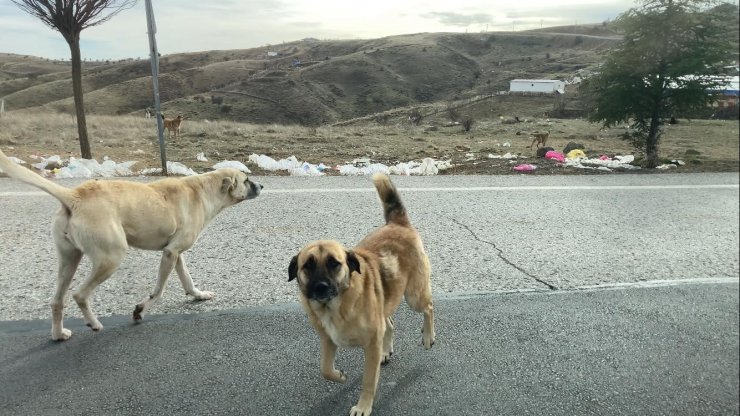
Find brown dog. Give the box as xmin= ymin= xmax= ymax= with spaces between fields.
xmin=0 ymin=149 xmax=261 ymax=341
xmin=162 ymin=114 xmax=184 ymax=138
xmin=529 ymin=130 xmax=550 ymax=149
xmin=289 ymin=173 xmax=435 ymax=416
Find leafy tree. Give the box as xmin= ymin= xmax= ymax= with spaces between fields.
xmin=580 ymin=0 xmax=735 ymax=168
xmin=11 ymin=0 xmax=137 ymax=159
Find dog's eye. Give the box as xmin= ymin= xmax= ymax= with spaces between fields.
xmin=326 ymin=257 xmax=340 ymax=269
xmin=304 ymin=256 xmax=316 ymax=270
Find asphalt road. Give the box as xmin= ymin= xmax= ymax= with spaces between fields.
xmin=0 ymin=281 xmax=737 ymax=416
xmin=0 ymin=173 xmax=737 ymax=321
xmin=0 ymin=172 xmax=738 ymax=415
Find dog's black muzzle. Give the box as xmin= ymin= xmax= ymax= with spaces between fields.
xmin=308 ymin=280 xmax=337 ymax=302
xmin=252 ymin=182 xmax=263 ymax=195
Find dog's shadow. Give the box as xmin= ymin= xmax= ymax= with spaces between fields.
xmin=304 ymin=363 xmax=427 ymax=416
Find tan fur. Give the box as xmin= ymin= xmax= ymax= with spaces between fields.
xmin=288 ymin=173 xmax=434 ymax=416
xmin=529 ymin=130 xmax=550 ymax=149
xmin=162 ymin=114 xmax=184 ymax=138
xmin=0 ymin=149 xmax=261 ymax=341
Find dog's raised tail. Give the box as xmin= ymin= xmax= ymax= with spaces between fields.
xmin=372 ymin=173 xmax=410 ymax=227
xmin=0 ymin=149 xmax=76 ymax=210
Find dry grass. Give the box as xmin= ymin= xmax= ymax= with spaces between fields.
xmin=1 ymin=111 xmax=737 ymax=175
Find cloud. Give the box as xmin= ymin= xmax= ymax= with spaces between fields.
xmin=505 ymin=2 xmax=630 ymax=24
xmin=420 ymin=11 xmax=494 ymax=27
xmin=0 ymin=0 xmax=635 ymax=60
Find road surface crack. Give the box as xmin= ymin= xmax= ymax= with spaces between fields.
xmin=451 ymin=218 xmax=557 ymax=290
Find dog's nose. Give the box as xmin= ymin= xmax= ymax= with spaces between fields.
xmin=259 ymin=184 xmax=264 ymax=189
xmin=313 ymin=281 xmax=330 ymax=296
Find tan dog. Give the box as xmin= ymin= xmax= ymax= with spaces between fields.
xmin=289 ymin=173 xmax=435 ymax=416
xmin=162 ymin=114 xmax=184 ymax=138
xmin=529 ymin=130 xmax=550 ymax=149
xmin=0 ymin=150 xmax=262 ymax=341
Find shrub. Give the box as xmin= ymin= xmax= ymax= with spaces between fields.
xmin=461 ymin=116 xmax=475 ymax=132
xmin=408 ymin=109 xmax=422 ymax=126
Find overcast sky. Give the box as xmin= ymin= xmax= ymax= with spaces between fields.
xmin=0 ymin=0 xmax=635 ymax=61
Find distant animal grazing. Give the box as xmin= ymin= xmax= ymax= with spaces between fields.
xmin=161 ymin=114 xmax=184 ymax=138
xmin=529 ymin=130 xmax=550 ymax=149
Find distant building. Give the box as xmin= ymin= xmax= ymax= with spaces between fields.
xmin=510 ymin=79 xmax=566 ymax=94
xmin=709 ymin=76 xmax=739 ymax=109
xmin=673 ymin=75 xmax=739 ymax=108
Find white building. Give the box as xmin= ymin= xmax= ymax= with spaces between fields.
xmin=510 ymin=79 xmax=566 ymax=94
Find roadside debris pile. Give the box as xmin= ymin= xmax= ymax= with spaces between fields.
xmin=248 ymin=154 xmax=451 ymax=176
xmin=1 ymin=153 xmax=453 ymax=178
xmin=503 ymin=139 xmax=647 ymax=173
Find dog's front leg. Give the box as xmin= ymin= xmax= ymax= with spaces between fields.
xmin=133 ymin=248 xmax=178 ymax=321
xmin=320 ymin=334 xmax=347 ymax=383
xmin=175 ymin=254 xmax=214 ymax=300
xmin=350 ymin=337 xmax=383 ymax=416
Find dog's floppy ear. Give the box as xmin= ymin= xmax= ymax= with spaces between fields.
xmin=221 ymin=177 xmax=235 ymax=193
xmin=346 ymin=250 xmax=360 ymax=275
xmin=288 ymin=255 xmax=298 ymax=281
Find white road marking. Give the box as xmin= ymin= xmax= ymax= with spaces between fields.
xmin=0 ymin=184 xmax=737 ymax=197
xmin=439 ymin=276 xmax=739 ymax=299
xmin=262 ymin=184 xmax=740 ymax=193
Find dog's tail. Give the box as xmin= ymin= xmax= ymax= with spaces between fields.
xmin=0 ymin=149 xmax=77 ymax=210
xmin=372 ymin=173 xmax=410 ymax=227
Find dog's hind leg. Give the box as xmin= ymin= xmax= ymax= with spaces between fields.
xmin=50 ymin=216 xmax=82 ymax=341
xmin=72 ymin=248 xmax=126 ymax=332
xmin=382 ymin=316 xmax=394 ymax=364
xmin=133 ymin=247 xmax=180 ymax=321
xmin=405 ymin=258 xmax=436 ymax=350
xmin=407 ymin=291 xmax=435 ymax=350
xmin=174 ymin=254 xmax=214 ymax=300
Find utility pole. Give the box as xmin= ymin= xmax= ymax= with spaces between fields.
xmin=145 ymin=0 xmax=167 ymax=175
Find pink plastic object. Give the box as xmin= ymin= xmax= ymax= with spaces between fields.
xmin=599 ymin=155 xmax=610 ymax=160
xmin=544 ymin=151 xmax=565 ymax=163
xmin=512 ymin=163 xmax=537 ymax=172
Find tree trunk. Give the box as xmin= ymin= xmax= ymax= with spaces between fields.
xmin=645 ymin=113 xmax=661 ymax=168
xmin=67 ymin=36 xmax=92 ymax=159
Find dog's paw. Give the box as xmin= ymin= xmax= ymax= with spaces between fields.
xmin=323 ymin=368 xmax=347 ymax=383
xmin=349 ymin=404 xmax=372 ymax=416
xmin=331 ymin=370 xmax=347 ymax=383
xmin=51 ymin=328 xmax=72 ymax=341
xmin=86 ymin=321 xmax=103 ymax=332
xmin=193 ymin=290 xmax=214 ymax=301
xmin=381 ymin=350 xmax=393 ymax=365
xmin=422 ymin=329 xmax=435 ymax=350
xmin=133 ymin=304 xmax=144 ymax=321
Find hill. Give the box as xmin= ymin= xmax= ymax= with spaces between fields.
xmin=0 ymin=27 xmax=621 ymax=125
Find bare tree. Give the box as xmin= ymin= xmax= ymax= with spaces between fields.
xmin=11 ymin=0 xmax=137 ymax=159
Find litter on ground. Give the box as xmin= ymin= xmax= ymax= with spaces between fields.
xmin=212 ymin=160 xmax=251 ymax=173
xmin=1 ymin=150 xmax=652 ymax=178
xmin=512 ymin=163 xmax=537 ymax=172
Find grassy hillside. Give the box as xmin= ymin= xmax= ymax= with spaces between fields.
xmin=0 ymin=27 xmax=620 ymax=125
